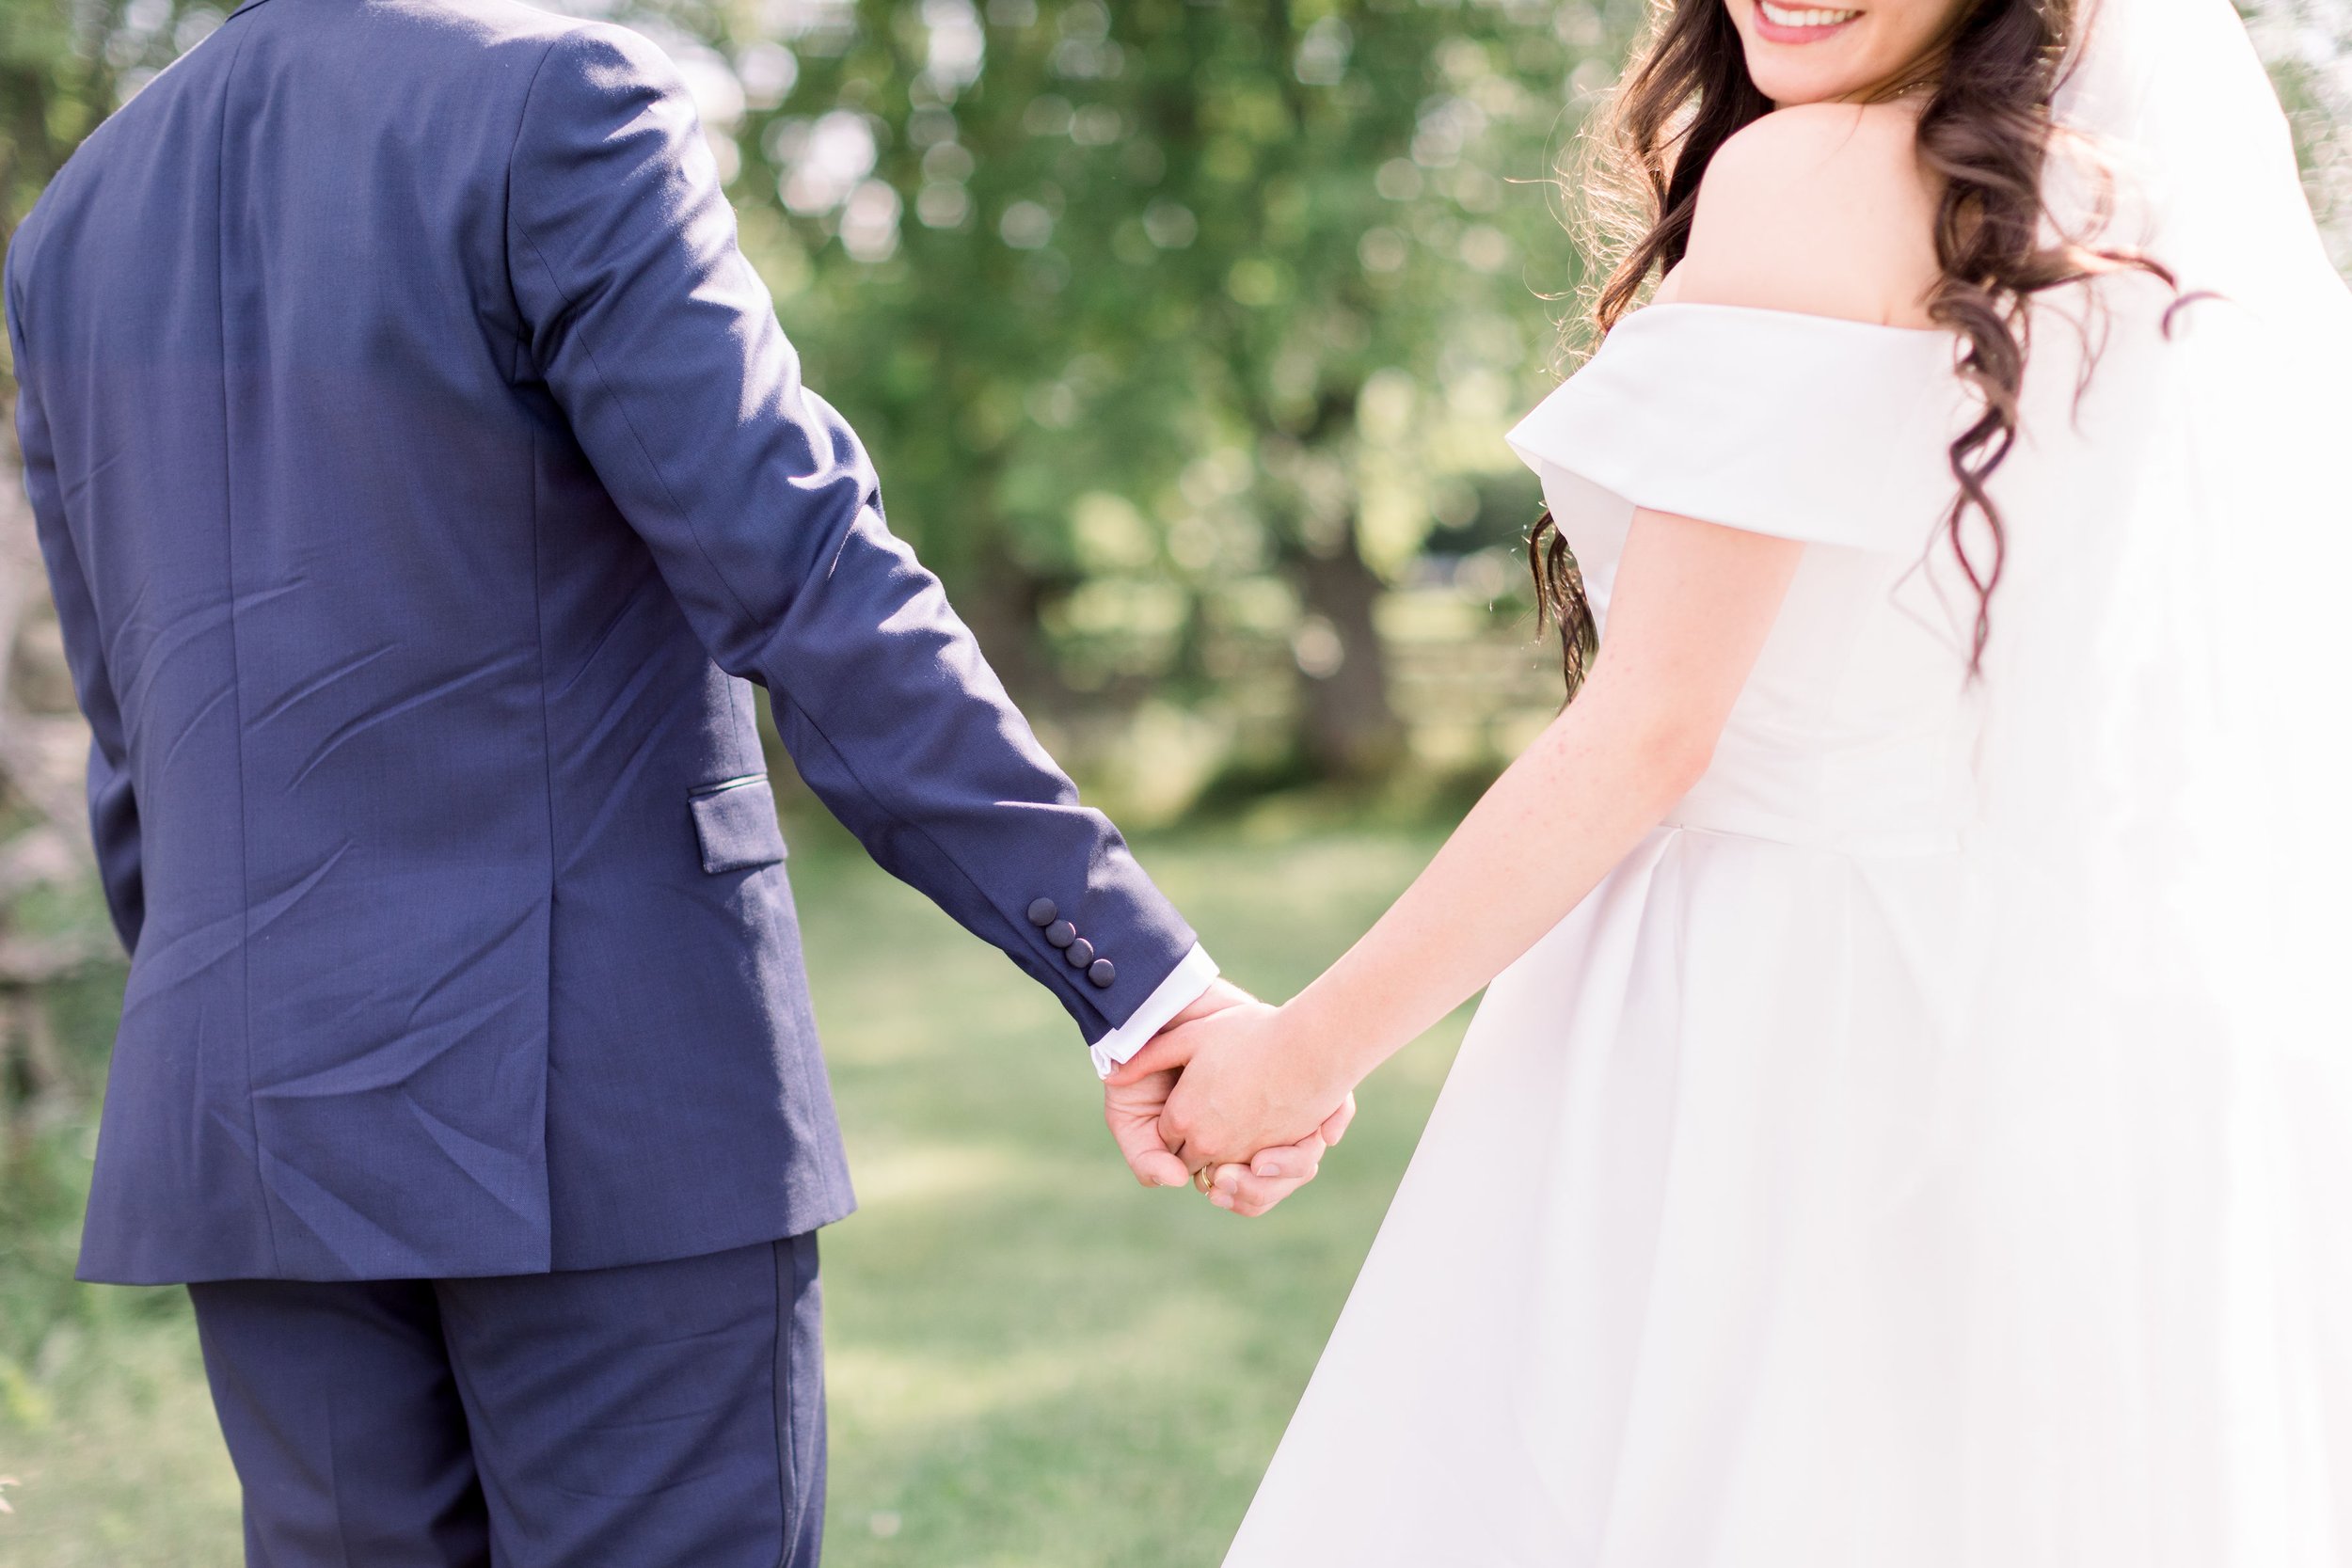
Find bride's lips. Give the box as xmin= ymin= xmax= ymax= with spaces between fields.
xmin=1752 ymin=0 xmax=1863 ymax=43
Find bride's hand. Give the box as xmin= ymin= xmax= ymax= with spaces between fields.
xmin=1111 ymin=1002 xmax=1356 ymax=1190
xmin=1198 ymin=1096 xmax=1355 ymax=1218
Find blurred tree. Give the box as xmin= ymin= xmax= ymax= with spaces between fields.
xmin=2252 ymin=0 xmax=2352 ymax=262
xmin=643 ymin=0 xmax=1604 ymax=777
xmin=1 ymin=0 xmax=223 ymax=250
xmin=1087 ymin=1 xmax=1581 ymax=776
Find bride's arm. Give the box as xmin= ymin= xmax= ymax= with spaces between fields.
xmin=1122 ymin=102 xmax=1947 ymax=1206
xmin=1119 ymin=511 xmax=1803 ymax=1185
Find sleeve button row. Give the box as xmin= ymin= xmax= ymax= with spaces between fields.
xmin=1025 ymin=896 xmax=1118 ymax=989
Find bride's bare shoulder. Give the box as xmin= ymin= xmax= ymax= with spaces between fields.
xmin=1669 ymin=103 xmax=1941 ymax=327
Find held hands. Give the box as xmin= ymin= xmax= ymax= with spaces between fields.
xmin=1102 ymin=978 xmax=1260 ymax=1191
xmin=1102 ymin=980 xmax=1355 ymax=1218
xmin=1105 ymin=993 xmax=1356 ymax=1218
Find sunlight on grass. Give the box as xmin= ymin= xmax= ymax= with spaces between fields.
xmin=0 ymin=820 xmax=1465 ymax=1568
xmin=0 ymin=1309 xmax=241 ymax=1568
xmin=809 ymin=817 xmax=1466 ymax=1568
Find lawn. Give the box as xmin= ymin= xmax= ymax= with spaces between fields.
xmin=0 ymin=816 xmax=1467 ymax=1568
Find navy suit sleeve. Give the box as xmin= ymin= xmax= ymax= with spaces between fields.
xmin=7 ymin=262 xmax=143 ymax=954
xmin=502 ymin=25 xmax=1194 ymax=1040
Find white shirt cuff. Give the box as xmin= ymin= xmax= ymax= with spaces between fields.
xmin=1088 ymin=944 xmax=1220 ymax=1078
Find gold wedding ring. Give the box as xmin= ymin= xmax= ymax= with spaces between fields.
xmin=1193 ymin=1164 xmax=1215 ymax=1194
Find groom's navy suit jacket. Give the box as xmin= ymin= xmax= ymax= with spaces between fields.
xmin=8 ymin=0 xmax=1196 ymax=1285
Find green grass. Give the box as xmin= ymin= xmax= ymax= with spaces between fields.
xmin=0 ymin=819 xmax=1463 ymax=1567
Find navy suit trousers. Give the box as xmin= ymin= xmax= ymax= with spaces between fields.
xmin=187 ymin=1235 xmax=824 ymax=1568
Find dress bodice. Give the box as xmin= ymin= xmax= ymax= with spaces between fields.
xmin=1506 ymin=304 xmax=1983 ymax=855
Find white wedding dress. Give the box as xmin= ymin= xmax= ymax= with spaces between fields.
xmin=1223 ymin=2 xmax=2352 ymax=1563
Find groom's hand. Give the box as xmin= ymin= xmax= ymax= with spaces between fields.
xmin=1102 ymin=978 xmax=1255 ymax=1188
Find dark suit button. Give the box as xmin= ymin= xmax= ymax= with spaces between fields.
xmin=1027 ymin=898 xmax=1058 ymax=927
xmin=1046 ymin=920 xmax=1077 ymax=949
xmin=1089 ymin=958 xmax=1117 ymax=989
xmin=1065 ymin=937 xmax=1095 ymax=968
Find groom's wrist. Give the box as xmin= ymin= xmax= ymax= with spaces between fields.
xmin=1087 ymin=944 xmax=1221 ymax=1077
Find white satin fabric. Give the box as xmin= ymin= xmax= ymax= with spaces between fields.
xmin=1222 ymin=0 xmax=2352 ymax=1558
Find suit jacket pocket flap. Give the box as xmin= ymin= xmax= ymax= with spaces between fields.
xmin=689 ymin=777 xmax=787 ymax=874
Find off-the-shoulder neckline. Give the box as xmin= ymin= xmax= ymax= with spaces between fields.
xmin=1618 ymin=300 xmax=1959 ymax=341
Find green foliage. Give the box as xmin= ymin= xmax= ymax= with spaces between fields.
xmin=0 ymin=966 xmax=141 ymax=1370
xmin=0 ymin=0 xmax=225 ymax=235
xmin=719 ymin=0 xmax=1595 ymax=438
xmin=2249 ymin=0 xmax=2352 ymax=262
xmin=630 ymin=0 xmax=1614 ymax=757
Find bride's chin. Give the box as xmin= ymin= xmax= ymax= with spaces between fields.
xmin=1743 ymin=71 xmax=1829 ymax=107
xmin=1742 ymin=60 xmax=1880 ymax=107
xmin=1739 ymin=35 xmax=1899 ymax=104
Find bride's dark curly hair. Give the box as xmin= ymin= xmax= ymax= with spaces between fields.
xmin=1531 ymin=0 xmax=2166 ymax=690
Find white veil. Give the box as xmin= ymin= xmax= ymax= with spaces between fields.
xmin=1958 ymin=0 xmax=2352 ymax=1558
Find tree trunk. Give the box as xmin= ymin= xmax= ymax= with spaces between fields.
xmin=1290 ymin=520 xmax=1404 ymax=780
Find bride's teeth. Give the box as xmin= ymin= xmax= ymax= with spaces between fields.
xmin=1759 ymin=0 xmax=1860 ymax=24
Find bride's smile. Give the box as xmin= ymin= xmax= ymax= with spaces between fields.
xmin=1730 ymin=0 xmax=1973 ymax=105
xmin=1753 ymin=2 xmax=1865 ymax=43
